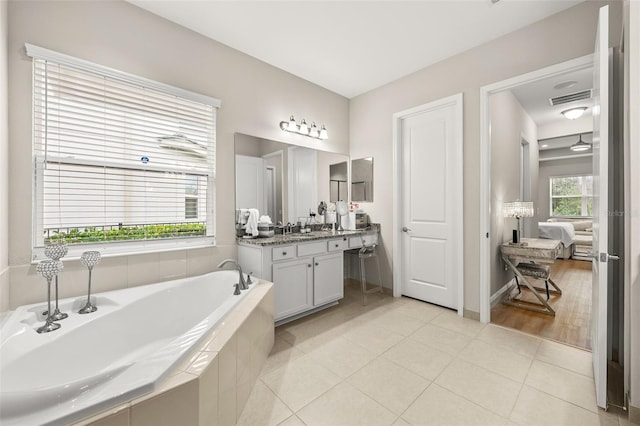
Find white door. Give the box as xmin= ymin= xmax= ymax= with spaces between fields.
xmin=288 ymin=147 xmax=317 ymax=222
xmin=399 ymin=94 xmax=463 ymax=309
xmin=235 ymin=155 xmax=265 ymax=214
xmin=592 ymin=4 xmax=611 ymax=409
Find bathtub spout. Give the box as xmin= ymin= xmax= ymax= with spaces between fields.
xmin=217 ymin=259 xmax=248 ymax=290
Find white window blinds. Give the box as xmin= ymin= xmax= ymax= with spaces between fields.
xmin=28 ymin=44 xmax=220 ymax=259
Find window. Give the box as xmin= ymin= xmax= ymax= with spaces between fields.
xmin=550 ymin=175 xmax=593 ymax=217
xmin=27 ymin=44 xmax=221 ymax=261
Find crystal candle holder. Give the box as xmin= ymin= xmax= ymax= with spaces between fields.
xmin=43 ymin=243 xmax=69 ymax=321
xmin=79 ymin=251 xmax=101 ymax=314
xmin=36 ymin=260 xmax=63 ymax=333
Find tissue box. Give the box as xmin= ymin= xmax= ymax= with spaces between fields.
xmin=325 ymin=212 xmax=336 ymax=224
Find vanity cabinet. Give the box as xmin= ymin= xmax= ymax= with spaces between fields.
xmin=312 ymin=252 xmax=344 ymax=306
xmin=272 ymin=257 xmax=313 ymax=319
xmin=238 ymin=237 xmax=349 ymax=323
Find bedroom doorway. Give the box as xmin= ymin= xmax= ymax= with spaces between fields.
xmin=478 ymin=53 xmax=597 ymax=351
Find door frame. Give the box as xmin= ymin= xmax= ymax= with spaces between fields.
xmin=392 ymin=93 xmax=464 ymax=316
xmin=478 ymin=54 xmax=593 ymax=323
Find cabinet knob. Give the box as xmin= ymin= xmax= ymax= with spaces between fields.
xmin=283 ymin=251 xmax=287 ymax=256
xmin=315 ymin=262 xmax=319 ymax=266
xmin=335 ymin=244 xmax=339 ymax=248
xmin=308 ymin=264 xmax=312 ymax=268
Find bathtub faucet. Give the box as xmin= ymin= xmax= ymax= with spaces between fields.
xmin=217 ymin=259 xmax=248 ymax=290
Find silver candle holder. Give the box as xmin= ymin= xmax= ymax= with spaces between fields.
xmin=36 ymin=260 xmax=64 ymax=333
xmin=43 ymin=243 xmax=68 ymax=321
xmin=79 ymin=251 xmax=101 ymax=314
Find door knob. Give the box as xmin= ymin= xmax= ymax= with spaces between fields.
xmin=402 ymin=227 xmax=412 ymax=232
xmin=599 ymin=253 xmax=620 ymax=262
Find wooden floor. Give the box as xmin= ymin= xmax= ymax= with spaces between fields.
xmin=491 ymin=258 xmax=593 ymax=350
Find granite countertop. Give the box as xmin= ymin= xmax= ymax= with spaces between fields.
xmin=237 ymin=224 xmax=379 ymax=247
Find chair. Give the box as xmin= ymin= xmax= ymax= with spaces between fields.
xmin=351 ymin=234 xmax=383 ymax=305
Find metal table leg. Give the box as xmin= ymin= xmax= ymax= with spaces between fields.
xmin=501 ymin=255 xmax=557 ymax=316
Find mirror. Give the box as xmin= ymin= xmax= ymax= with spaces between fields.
xmin=329 ymin=161 xmax=348 ymax=202
xmin=234 ymin=133 xmax=349 ymax=225
xmin=351 ymin=157 xmax=374 ymax=202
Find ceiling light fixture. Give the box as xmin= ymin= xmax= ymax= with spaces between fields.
xmin=280 ymin=116 xmax=328 ymax=140
xmin=570 ymin=134 xmax=591 ymax=152
xmin=561 ymin=106 xmax=588 ymax=120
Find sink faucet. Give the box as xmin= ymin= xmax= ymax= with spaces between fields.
xmin=217 ymin=259 xmax=248 ymax=290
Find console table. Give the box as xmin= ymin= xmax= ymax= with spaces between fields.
xmin=500 ymin=238 xmax=562 ymax=316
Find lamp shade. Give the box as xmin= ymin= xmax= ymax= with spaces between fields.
xmin=503 ymin=201 xmax=534 ymax=218
xmin=569 ymin=134 xmax=591 ymax=152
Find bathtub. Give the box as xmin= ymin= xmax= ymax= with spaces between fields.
xmin=0 ymin=270 xmax=257 ymax=426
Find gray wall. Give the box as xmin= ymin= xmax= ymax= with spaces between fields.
xmin=3 ymin=0 xmax=349 ymax=310
xmin=349 ymin=0 xmax=622 ymax=313
xmin=537 ymin=156 xmax=593 ymax=222
xmin=490 ymin=90 xmax=538 ymax=295
xmin=0 ymin=0 xmax=8 ymax=312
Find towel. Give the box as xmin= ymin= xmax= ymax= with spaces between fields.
xmin=244 ymin=208 xmax=260 ymax=237
xmin=259 ymin=215 xmax=272 ymax=224
xmin=236 ymin=209 xmax=250 ymax=225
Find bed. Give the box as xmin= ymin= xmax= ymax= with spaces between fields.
xmin=538 ymin=222 xmax=575 ymax=259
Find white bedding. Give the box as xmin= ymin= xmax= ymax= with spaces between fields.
xmin=538 ymin=222 xmax=575 ymax=247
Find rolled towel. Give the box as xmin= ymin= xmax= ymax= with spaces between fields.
xmin=259 ymin=215 xmax=272 ymax=224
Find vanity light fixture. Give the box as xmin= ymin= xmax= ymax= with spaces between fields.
xmin=280 ymin=115 xmax=328 ymax=140
xmin=561 ymin=106 xmax=588 ymax=120
xmin=569 ymin=133 xmax=591 ymax=152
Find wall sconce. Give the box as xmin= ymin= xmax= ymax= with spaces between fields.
xmin=280 ymin=115 xmax=328 ymax=140
xmin=503 ymin=201 xmax=534 ymax=245
xmin=561 ymin=106 xmax=588 ymax=120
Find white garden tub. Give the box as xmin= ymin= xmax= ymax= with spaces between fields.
xmin=0 ymin=270 xmax=255 ymax=426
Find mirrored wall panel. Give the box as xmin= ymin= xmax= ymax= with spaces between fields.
xmin=234 ymin=133 xmax=349 ymax=225
xmin=351 ymin=157 xmax=373 ymax=202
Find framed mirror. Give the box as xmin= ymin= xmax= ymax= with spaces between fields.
xmin=351 ymin=157 xmax=374 ymax=202
xmin=234 ymin=133 xmax=348 ymax=225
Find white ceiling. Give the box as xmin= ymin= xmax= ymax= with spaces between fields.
xmin=510 ymin=66 xmax=594 ymax=127
xmin=127 ymin=0 xmax=584 ymax=99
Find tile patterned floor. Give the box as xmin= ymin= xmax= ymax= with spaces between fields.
xmin=238 ymin=283 xmax=628 ymax=426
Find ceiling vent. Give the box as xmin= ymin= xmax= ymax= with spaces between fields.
xmin=548 ymin=89 xmax=592 ymax=106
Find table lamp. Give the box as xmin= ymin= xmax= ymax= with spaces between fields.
xmin=503 ymin=201 xmax=534 ymax=245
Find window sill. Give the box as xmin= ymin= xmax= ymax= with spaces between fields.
xmin=32 ymin=236 xmax=216 ymax=263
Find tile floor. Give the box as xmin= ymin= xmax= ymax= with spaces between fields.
xmin=237 ymin=283 xmax=631 ymax=426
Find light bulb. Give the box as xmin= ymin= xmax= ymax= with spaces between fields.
xmin=298 ymin=119 xmax=309 ymax=135
xmin=287 ymin=115 xmax=297 ymax=132
xmin=309 ymin=122 xmax=319 ymax=138
xmin=319 ymin=125 xmax=328 ymax=140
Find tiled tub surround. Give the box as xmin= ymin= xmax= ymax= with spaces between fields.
xmin=0 ymin=271 xmax=274 ymax=426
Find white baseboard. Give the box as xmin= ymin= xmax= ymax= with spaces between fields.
xmin=490 ymin=280 xmax=515 ymax=307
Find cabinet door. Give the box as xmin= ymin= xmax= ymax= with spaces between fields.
xmin=272 ymin=257 xmax=313 ymax=321
xmin=313 ymin=252 xmax=344 ymax=306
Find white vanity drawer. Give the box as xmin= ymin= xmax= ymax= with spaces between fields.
xmin=272 ymin=245 xmax=296 ymax=262
xmin=327 ymin=238 xmax=348 ymax=252
xmin=297 ymin=241 xmax=327 ymax=257
xmin=349 ymin=234 xmax=378 ymax=248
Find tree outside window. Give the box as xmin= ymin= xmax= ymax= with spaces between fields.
xmin=550 ymin=175 xmax=593 ymax=217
